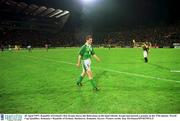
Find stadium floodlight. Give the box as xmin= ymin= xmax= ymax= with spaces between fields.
xmin=81 ymin=0 xmax=96 ymax=4
xmin=55 ymin=10 xmax=70 ymax=18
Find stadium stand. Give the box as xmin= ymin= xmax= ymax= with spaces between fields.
xmin=0 ymin=0 xmax=179 ymax=49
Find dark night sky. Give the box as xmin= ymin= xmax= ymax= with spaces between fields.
xmin=20 ymin=0 xmax=179 ymax=31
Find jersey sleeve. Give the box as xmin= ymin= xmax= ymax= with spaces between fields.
xmin=91 ymin=47 xmax=95 ymax=55
xmin=79 ymin=45 xmax=85 ymax=56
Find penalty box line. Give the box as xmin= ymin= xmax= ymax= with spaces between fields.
xmin=27 ymin=55 xmax=180 ymax=83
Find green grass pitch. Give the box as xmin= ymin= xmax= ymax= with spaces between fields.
xmin=0 ymin=48 xmax=180 ymax=113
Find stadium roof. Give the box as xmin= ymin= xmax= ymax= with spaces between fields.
xmin=0 ymin=0 xmax=70 ymax=32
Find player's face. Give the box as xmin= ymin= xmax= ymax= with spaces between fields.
xmin=88 ymin=38 xmax=93 ymax=45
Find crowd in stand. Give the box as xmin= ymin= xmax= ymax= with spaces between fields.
xmin=1 ymin=24 xmax=180 ymax=49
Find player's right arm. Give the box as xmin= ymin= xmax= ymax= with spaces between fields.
xmin=76 ymin=45 xmax=85 ymax=68
xmin=76 ymin=55 xmax=81 ymax=68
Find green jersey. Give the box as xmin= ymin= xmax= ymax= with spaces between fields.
xmin=79 ymin=44 xmax=95 ymax=60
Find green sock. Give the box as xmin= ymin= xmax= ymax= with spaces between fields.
xmin=77 ymin=76 xmax=83 ymax=83
xmin=90 ymin=79 xmax=97 ymax=89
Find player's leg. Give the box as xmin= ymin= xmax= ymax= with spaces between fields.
xmin=77 ymin=70 xmax=86 ymax=86
xmin=143 ymin=51 xmax=148 ymax=63
xmin=86 ymin=69 xmax=98 ymax=91
xmin=82 ymin=59 xmax=99 ymax=91
xmin=146 ymin=52 xmax=148 ymax=62
xmin=77 ymin=62 xmax=87 ymax=86
xmin=145 ymin=57 xmax=148 ymax=62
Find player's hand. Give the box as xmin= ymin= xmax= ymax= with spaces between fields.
xmin=93 ymin=55 xmax=100 ymax=62
xmin=97 ymin=58 xmax=101 ymax=62
xmin=96 ymin=56 xmax=101 ymax=62
xmin=76 ymin=63 xmax=80 ymax=68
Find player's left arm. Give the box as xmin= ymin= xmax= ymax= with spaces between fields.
xmin=93 ymin=54 xmax=100 ymax=62
xmin=91 ymin=48 xmax=100 ymax=62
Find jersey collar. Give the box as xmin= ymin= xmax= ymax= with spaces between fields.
xmin=85 ymin=43 xmax=91 ymax=47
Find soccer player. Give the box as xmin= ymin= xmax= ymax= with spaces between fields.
xmin=108 ymin=44 xmax=111 ymax=50
xmin=142 ymin=43 xmax=149 ymax=63
xmin=27 ymin=45 xmax=32 ymax=52
xmin=76 ymin=35 xmax=100 ymax=91
xmin=8 ymin=44 xmax=11 ymax=51
xmin=45 ymin=44 xmax=48 ymax=52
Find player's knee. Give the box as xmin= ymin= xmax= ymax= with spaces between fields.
xmin=88 ymin=76 xmax=93 ymax=80
xmin=87 ymin=71 xmax=93 ymax=79
xmin=81 ymin=72 xmax=86 ymax=77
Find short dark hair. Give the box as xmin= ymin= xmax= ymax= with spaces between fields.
xmin=85 ymin=35 xmax=92 ymax=40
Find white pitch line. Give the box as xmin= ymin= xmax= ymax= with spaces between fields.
xmin=170 ymin=70 xmax=180 ymax=73
xmin=103 ymin=68 xmax=180 ymax=83
xmin=27 ymin=55 xmax=75 ymax=65
xmin=27 ymin=55 xmax=180 ymax=83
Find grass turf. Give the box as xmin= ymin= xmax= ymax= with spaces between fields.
xmin=0 ymin=48 xmax=180 ymax=113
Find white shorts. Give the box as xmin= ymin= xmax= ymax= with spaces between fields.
xmin=143 ymin=51 xmax=148 ymax=58
xmin=82 ymin=59 xmax=91 ymax=71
